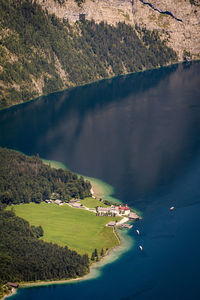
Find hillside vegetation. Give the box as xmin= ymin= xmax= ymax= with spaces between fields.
xmin=0 ymin=147 xmax=91 ymax=206
xmin=190 ymin=0 xmax=200 ymax=6
xmin=0 ymin=148 xmax=92 ymax=297
xmin=0 ymin=0 xmax=177 ymax=109
xmin=0 ymin=209 xmax=89 ymax=298
xmin=0 ymin=148 xmax=121 ymax=298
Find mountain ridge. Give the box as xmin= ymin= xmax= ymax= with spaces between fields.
xmin=0 ymin=0 xmax=199 ymax=109
xmin=37 ymin=0 xmax=200 ymax=60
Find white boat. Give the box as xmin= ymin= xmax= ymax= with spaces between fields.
xmin=170 ymin=206 xmax=175 ymax=210
xmin=139 ymin=245 xmax=143 ymax=251
xmin=136 ymin=229 xmax=140 ymax=235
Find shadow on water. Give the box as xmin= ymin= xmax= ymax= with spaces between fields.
xmin=122 ymin=282 xmax=157 ymax=300
xmin=1 ymin=61 xmax=200 ymax=300
xmin=1 ymin=61 xmax=200 ymax=210
xmin=0 ymin=63 xmax=177 ymax=143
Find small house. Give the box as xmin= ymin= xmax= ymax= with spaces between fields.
xmin=45 ymin=199 xmax=51 ymax=204
xmin=97 ymin=207 xmax=111 ymax=214
xmin=106 ymin=221 xmax=116 ymax=227
xmin=70 ymin=199 xmax=81 ymax=203
xmin=7 ymin=282 xmax=19 ymax=288
xmin=55 ymin=199 xmax=62 ymax=205
xmin=71 ymin=202 xmax=83 ymax=208
xmin=97 ymin=207 xmax=119 ymax=216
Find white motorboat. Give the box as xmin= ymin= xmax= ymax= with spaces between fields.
xmin=170 ymin=206 xmax=175 ymax=210
xmin=139 ymin=245 xmax=143 ymax=251
xmin=136 ymin=229 xmax=140 ymax=235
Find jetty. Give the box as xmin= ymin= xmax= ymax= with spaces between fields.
xmin=128 ymin=212 xmax=142 ymax=220
xmin=106 ymin=217 xmax=133 ymax=229
xmin=117 ymin=224 xmax=133 ymax=229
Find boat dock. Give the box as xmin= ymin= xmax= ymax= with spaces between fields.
xmin=128 ymin=212 xmax=142 ymax=220
xmin=117 ymin=224 xmax=133 ymax=229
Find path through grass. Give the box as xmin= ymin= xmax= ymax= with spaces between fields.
xmin=10 ymin=202 xmax=121 ymax=256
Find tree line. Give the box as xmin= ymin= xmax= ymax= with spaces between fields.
xmin=91 ymin=248 xmax=106 ymax=262
xmin=0 ymin=147 xmax=92 ymax=297
xmin=0 ymin=0 xmax=177 ymax=109
xmin=0 ymin=209 xmax=89 ymax=297
xmin=0 ymin=147 xmax=91 ymax=206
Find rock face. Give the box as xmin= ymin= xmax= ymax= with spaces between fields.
xmin=36 ymin=0 xmax=200 ymax=60
xmin=37 ymin=0 xmax=134 ymax=24
xmin=133 ymin=0 xmax=200 ymax=60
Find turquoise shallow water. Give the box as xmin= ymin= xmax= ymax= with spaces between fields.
xmin=1 ymin=61 xmax=200 ymax=299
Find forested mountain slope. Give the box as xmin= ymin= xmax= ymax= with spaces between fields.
xmin=38 ymin=0 xmax=200 ymax=61
xmin=0 ymin=0 xmax=178 ymax=109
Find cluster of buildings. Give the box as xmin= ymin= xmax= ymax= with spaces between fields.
xmin=45 ymin=197 xmax=83 ymax=208
xmin=45 ymin=199 xmax=63 ymax=205
xmin=45 ymin=193 xmax=63 ymax=205
xmin=97 ymin=203 xmax=141 ymax=220
xmin=97 ymin=203 xmax=138 ymax=219
xmin=44 ymin=195 xmax=141 ymax=221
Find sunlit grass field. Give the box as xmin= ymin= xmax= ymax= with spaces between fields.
xmin=9 ymin=202 xmax=121 ymax=256
xmin=80 ymin=197 xmax=108 ymax=208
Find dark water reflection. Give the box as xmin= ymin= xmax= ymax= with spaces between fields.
xmin=1 ymin=62 xmax=200 ymax=300
xmin=1 ymin=62 xmax=200 ymax=210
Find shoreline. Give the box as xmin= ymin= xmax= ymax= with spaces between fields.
xmin=1 ymin=60 xmax=196 ymax=113
xmin=42 ymin=158 xmax=142 ymax=217
xmin=12 ymin=225 xmax=133 ymax=290
xmin=2 ymin=288 xmax=17 ymax=300
xmin=2 ymin=158 xmax=139 ymax=300
xmin=3 ymin=209 xmax=133 ymax=299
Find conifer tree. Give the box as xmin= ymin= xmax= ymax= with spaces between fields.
xmin=91 ymin=251 xmax=95 ymax=261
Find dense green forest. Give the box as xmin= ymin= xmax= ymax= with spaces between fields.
xmin=0 ymin=148 xmax=91 ymax=297
xmin=0 ymin=147 xmax=91 ymax=206
xmin=0 ymin=0 xmax=177 ymax=109
xmin=0 ymin=209 xmax=89 ymax=298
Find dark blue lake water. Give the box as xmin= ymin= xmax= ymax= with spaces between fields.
xmin=1 ymin=61 xmax=200 ymax=299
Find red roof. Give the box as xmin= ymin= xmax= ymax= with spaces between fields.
xmin=118 ymin=204 xmax=130 ymax=210
xmin=119 ymin=206 xmax=130 ymax=210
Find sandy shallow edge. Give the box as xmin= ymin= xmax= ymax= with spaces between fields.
xmin=2 ymin=288 xmax=17 ymax=300
xmin=3 ymin=227 xmax=133 ymax=297
xmin=3 ymin=162 xmax=136 ymax=299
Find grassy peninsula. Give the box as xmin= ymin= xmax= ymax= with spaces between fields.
xmin=8 ymin=202 xmax=120 ymax=256
xmin=0 ymin=148 xmax=121 ymax=299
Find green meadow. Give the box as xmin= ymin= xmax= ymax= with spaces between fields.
xmin=80 ymin=197 xmax=108 ymax=208
xmin=9 ymin=202 xmax=121 ymax=256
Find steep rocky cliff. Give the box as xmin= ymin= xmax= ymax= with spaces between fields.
xmin=0 ymin=0 xmax=199 ymax=109
xmin=37 ymin=0 xmax=200 ymax=60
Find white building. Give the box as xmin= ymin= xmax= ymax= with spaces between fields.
xmin=71 ymin=202 xmax=83 ymax=208
xmin=118 ymin=204 xmax=130 ymax=216
xmin=97 ymin=207 xmax=119 ymax=215
xmin=55 ymin=199 xmax=62 ymax=205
